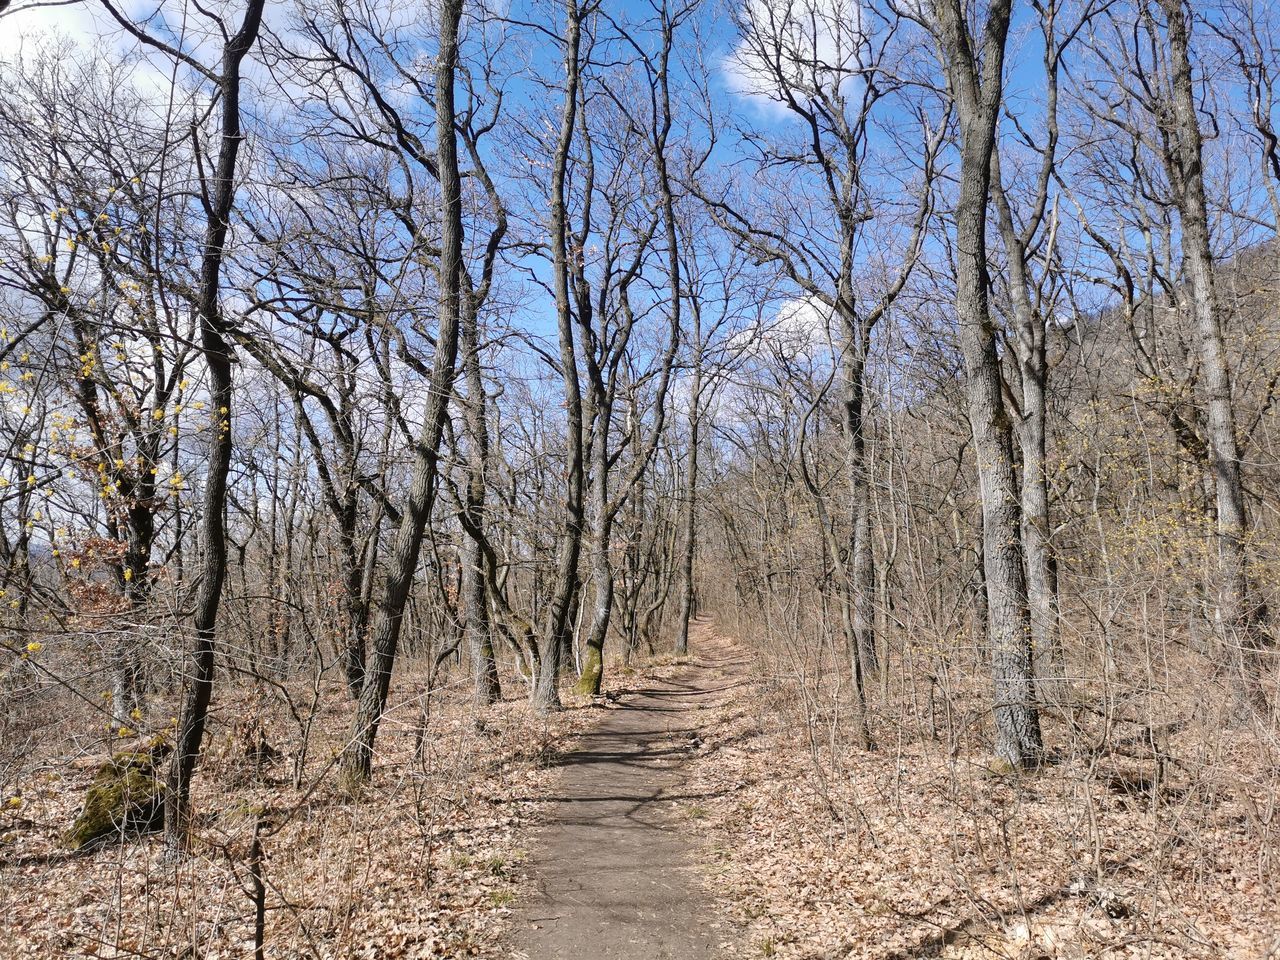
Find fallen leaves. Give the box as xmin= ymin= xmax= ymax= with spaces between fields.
xmin=0 ymin=672 xmax=600 ymax=959
xmin=678 ymin=626 xmax=1280 ymax=960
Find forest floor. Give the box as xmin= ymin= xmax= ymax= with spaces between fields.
xmin=4 ymin=619 xmax=1278 ymax=958
xmin=674 ymin=623 xmax=1280 ymax=960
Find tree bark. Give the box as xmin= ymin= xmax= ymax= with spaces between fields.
xmin=841 ymin=319 xmax=877 ymax=677
xmin=461 ymin=296 xmax=501 ymax=709
xmin=1158 ymin=0 xmax=1271 ymax=714
xmin=674 ymin=351 xmax=700 ymax=657
xmin=577 ymin=434 xmax=612 ymax=694
xmin=533 ymin=0 xmax=587 ymax=714
xmin=932 ymin=0 xmax=1043 ymax=768
xmin=990 ymin=142 xmax=1062 ymax=699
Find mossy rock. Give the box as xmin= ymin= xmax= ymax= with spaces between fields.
xmin=65 ymin=736 xmax=171 ymax=850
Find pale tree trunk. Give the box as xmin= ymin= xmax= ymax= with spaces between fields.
xmin=986 ymin=0 xmax=1066 ymax=700
xmin=577 ymin=430 xmax=612 ymax=694
xmin=1019 ymin=363 xmax=1060 ymax=691
xmin=990 ymin=141 xmax=1062 ymax=698
xmin=461 ymin=295 xmax=500 ymax=709
xmin=339 ymin=0 xmax=466 ymax=783
xmin=932 ymin=0 xmax=1043 ymax=768
xmin=1159 ymin=0 xmax=1271 ymax=714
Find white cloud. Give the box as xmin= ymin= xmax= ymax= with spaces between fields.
xmin=0 ymin=3 xmax=100 ymax=61
xmin=723 ymin=0 xmax=865 ymax=110
xmin=728 ymin=295 xmax=836 ymax=363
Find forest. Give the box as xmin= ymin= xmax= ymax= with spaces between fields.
xmin=0 ymin=0 xmax=1278 ymax=956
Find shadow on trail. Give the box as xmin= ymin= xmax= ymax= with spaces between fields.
xmin=511 ymin=622 xmax=743 ymax=959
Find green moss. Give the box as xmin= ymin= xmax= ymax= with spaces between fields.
xmin=981 ymin=757 xmax=1018 ymax=778
xmin=574 ymin=647 xmax=603 ymax=696
xmin=65 ymin=738 xmax=170 ymax=850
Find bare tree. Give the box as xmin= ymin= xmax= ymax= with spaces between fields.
xmin=92 ymin=0 xmax=273 ymax=851
xmin=340 ymin=0 xmax=468 ymax=782
xmin=928 ymin=0 xmax=1043 ymax=768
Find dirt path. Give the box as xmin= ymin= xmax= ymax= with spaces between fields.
xmin=511 ymin=623 xmax=745 ymax=960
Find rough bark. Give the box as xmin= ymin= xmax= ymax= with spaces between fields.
xmin=1158 ymin=0 xmax=1271 ymax=714
xmin=932 ymin=0 xmax=1043 ymax=768
xmin=990 ymin=142 xmax=1062 ymax=698
xmin=461 ymin=296 xmax=501 ymax=709
xmin=577 ymin=439 xmax=612 ymax=695
xmin=841 ymin=320 xmax=877 ymax=677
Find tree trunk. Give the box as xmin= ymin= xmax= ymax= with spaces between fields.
xmin=842 ymin=322 xmax=877 ymax=676
xmin=674 ymin=354 xmax=700 ymax=657
xmin=578 ymin=428 xmax=613 ymax=695
xmin=164 ymin=0 xmax=267 ymax=854
xmin=933 ymin=0 xmax=1043 ymax=768
xmin=339 ymin=514 xmax=367 ymax=698
xmin=113 ymin=502 xmax=154 ymax=727
xmin=1159 ymin=0 xmax=1271 ymax=714
xmin=990 ymin=141 xmax=1062 ymax=700
xmin=339 ymin=0 xmax=466 ymax=784
xmin=461 ymin=295 xmax=501 ymax=709
xmin=533 ymin=0 xmax=587 ymax=715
